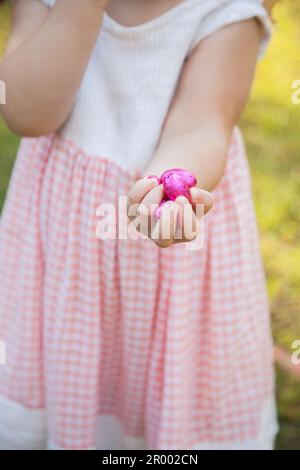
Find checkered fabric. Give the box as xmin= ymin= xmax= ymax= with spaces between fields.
xmin=0 ymin=129 xmax=275 ymax=449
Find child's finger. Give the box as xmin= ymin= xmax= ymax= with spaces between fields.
xmin=135 ymin=185 xmax=165 ymax=238
xmin=175 ymin=196 xmax=198 ymax=242
xmin=127 ymin=178 xmax=158 ymax=219
xmin=189 ymin=187 xmax=214 ymax=215
xmin=152 ymin=201 xmax=179 ymax=248
xmin=139 ymin=184 xmax=165 ymax=218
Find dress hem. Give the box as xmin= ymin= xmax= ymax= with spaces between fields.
xmin=0 ymin=394 xmax=279 ymax=450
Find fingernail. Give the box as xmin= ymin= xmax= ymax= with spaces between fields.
xmin=190 ymin=188 xmax=213 ymax=205
xmin=175 ymin=196 xmax=189 ymax=204
xmin=190 ymin=188 xmax=202 ymax=199
xmin=143 ymin=175 xmax=160 ymax=184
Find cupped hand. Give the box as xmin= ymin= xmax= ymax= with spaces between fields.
xmin=126 ymin=177 xmax=214 ymax=248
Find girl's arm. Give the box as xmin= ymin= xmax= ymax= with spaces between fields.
xmin=145 ymin=17 xmax=262 ymax=192
xmin=128 ymin=18 xmax=263 ymax=247
xmin=0 ymin=0 xmax=109 ymax=137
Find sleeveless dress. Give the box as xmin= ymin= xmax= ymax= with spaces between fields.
xmin=0 ymin=0 xmax=278 ymax=450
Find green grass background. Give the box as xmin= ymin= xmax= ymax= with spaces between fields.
xmin=1 ymin=0 xmax=300 ymax=449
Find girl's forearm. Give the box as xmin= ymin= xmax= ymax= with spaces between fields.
xmin=0 ymin=0 xmax=108 ymax=136
xmin=144 ymin=124 xmax=231 ymax=192
xmin=144 ymin=19 xmax=262 ymax=193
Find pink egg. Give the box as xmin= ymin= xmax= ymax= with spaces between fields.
xmin=153 ymin=168 xmax=197 ymax=219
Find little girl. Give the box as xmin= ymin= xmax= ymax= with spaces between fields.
xmin=0 ymin=0 xmax=278 ymax=450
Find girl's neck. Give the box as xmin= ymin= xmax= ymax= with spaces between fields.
xmin=105 ymin=0 xmax=185 ymax=27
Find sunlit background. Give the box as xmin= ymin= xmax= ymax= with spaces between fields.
xmin=0 ymin=0 xmax=300 ymax=449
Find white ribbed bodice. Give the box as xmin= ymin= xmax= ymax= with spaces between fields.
xmin=42 ymin=0 xmax=272 ymax=171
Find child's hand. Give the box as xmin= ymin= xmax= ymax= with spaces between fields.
xmin=126 ymin=177 xmax=213 ymax=248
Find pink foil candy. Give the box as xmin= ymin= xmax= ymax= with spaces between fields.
xmin=153 ymin=168 xmax=197 ymax=219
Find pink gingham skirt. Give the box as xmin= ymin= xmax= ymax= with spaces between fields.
xmin=0 ymin=130 xmax=276 ymax=449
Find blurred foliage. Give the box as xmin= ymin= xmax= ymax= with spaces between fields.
xmin=0 ymin=2 xmax=18 ymax=206
xmin=240 ymin=0 xmax=300 ymax=449
xmin=0 ymin=1 xmax=9 ymax=57
xmin=0 ymin=0 xmax=300 ymax=450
